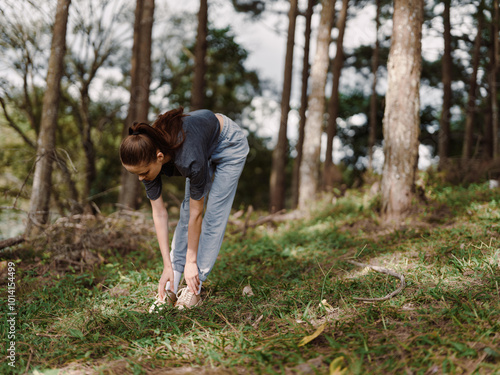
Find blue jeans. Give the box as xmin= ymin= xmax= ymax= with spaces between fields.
xmin=170 ymin=115 xmax=249 ymax=281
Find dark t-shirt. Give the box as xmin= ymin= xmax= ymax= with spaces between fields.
xmin=142 ymin=110 xmax=220 ymax=201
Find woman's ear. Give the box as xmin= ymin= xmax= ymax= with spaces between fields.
xmin=156 ymin=151 xmax=165 ymax=162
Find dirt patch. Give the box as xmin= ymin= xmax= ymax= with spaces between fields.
xmin=52 ymin=359 xmax=245 ymax=375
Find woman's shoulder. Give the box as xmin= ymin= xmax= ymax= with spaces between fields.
xmin=184 ymin=109 xmax=216 ymax=122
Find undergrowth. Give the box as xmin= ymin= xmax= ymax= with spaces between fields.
xmin=1 ymin=181 xmax=499 ymax=374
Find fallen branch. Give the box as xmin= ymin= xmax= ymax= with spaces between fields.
xmin=231 ymin=209 xmax=303 ymax=235
xmin=347 ymin=260 xmax=406 ymax=302
xmin=0 ymin=235 xmax=25 ymax=250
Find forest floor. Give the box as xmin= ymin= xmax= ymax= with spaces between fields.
xmin=1 ymin=178 xmax=500 ymax=375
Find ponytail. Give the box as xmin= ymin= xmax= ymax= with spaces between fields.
xmin=119 ymin=107 xmax=187 ymax=166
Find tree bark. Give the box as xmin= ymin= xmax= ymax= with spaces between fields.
xmin=368 ymin=0 xmax=381 ymax=171
xmin=298 ymin=0 xmax=336 ymax=210
xmin=118 ymin=0 xmax=155 ymax=209
xmin=323 ymin=0 xmax=349 ymax=191
xmin=485 ymin=74 xmax=493 ymax=158
xmin=191 ymin=0 xmax=208 ymax=110
xmin=493 ymin=0 xmax=499 ymax=160
xmin=462 ymin=3 xmax=483 ymax=160
xmin=291 ymin=0 xmax=314 ymax=209
xmin=438 ymin=0 xmax=452 ymax=168
xmin=380 ymin=0 xmax=423 ymax=222
xmin=270 ymin=0 xmax=298 ymax=212
xmin=26 ymin=0 xmax=71 ymax=236
xmin=79 ymin=87 xmax=97 ymax=212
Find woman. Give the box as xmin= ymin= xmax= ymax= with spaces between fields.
xmin=120 ymin=108 xmax=249 ymax=310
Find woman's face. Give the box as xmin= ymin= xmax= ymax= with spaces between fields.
xmin=123 ymin=152 xmax=165 ymax=182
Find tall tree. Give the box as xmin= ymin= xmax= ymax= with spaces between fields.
xmin=462 ymin=2 xmax=483 ymax=160
xmin=368 ymin=0 xmax=381 ymax=171
xmin=191 ymin=0 xmax=208 ymax=110
xmin=492 ymin=0 xmax=499 ymax=160
xmin=67 ymin=0 xmax=126 ymax=212
xmin=118 ymin=0 xmax=155 ymax=209
xmin=270 ymin=0 xmax=298 ymax=212
xmin=292 ymin=0 xmax=315 ymax=208
xmin=380 ymin=0 xmax=423 ymax=222
xmin=26 ymin=0 xmax=71 ymax=236
xmin=323 ymin=0 xmax=349 ymax=191
xmin=438 ymin=0 xmax=452 ymax=168
xmin=486 ymin=22 xmax=495 ymax=159
xmin=0 ymin=2 xmax=83 ymax=215
xmin=298 ymin=0 xmax=336 ymax=210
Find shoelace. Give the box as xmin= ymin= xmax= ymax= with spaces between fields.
xmin=176 ymin=287 xmax=194 ymax=305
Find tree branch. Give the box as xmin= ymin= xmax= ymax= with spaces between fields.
xmin=0 ymin=96 xmax=36 ymax=148
xmin=347 ymin=260 xmax=406 ymax=302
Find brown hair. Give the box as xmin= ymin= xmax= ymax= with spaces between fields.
xmin=119 ymin=107 xmax=187 ymax=166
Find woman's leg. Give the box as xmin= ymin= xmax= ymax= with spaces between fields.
xmin=196 ymin=116 xmax=249 ymax=282
xmin=196 ymin=158 xmax=247 ymax=281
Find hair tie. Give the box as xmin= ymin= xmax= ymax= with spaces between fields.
xmin=128 ymin=127 xmax=143 ymax=136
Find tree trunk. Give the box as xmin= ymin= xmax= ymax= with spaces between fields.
xmin=380 ymin=0 xmax=423 ymax=222
xmin=368 ymin=0 xmax=381 ymax=171
xmin=438 ymin=0 xmax=452 ymax=168
xmin=323 ymin=0 xmax=349 ymax=191
xmin=485 ymin=76 xmax=493 ymax=159
xmin=26 ymin=0 xmax=71 ymax=237
xmin=191 ymin=0 xmax=208 ymax=110
xmin=118 ymin=0 xmax=155 ymax=209
xmin=270 ymin=0 xmax=298 ymax=212
xmin=298 ymin=0 xmax=336 ymax=210
xmin=462 ymin=3 xmax=483 ymax=160
xmin=80 ymin=86 xmax=97 ymax=212
xmin=291 ymin=0 xmax=314 ymax=209
xmin=493 ymin=0 xmax=499 ymax=160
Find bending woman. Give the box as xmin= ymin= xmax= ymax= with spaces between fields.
xmin=120 ymin=108 xmax=249 ymax=310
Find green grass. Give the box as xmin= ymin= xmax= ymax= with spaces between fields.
xmin=1 ymin=181 xmax=499 ymax=374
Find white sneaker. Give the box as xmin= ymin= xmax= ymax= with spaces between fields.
xmin=175 ymin=287 xmax=202 ymax=310
xmin=148 ymin=290 xmax=177 ymax=313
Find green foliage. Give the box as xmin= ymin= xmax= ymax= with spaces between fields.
xmin=230 ymin=0 xmax=267 ymax=17
xmin=234 ymin=130 xmax=273 ymax=209
xmin=167 ymin=25 xmax=261 ymax=122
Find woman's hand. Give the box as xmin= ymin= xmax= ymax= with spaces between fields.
xmin=158 ymin=267 xmax=174 ymax=301
xmin=184 ymin=261 xmax=200 ymax=295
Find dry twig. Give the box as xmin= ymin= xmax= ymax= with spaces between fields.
xmin=214 ymin=310 xmax=239 ymax=333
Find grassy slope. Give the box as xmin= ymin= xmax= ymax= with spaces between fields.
xmin=1 ymin=180 xmax=499 ymax=375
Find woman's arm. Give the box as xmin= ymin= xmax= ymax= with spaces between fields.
xmin=150 ymin=196 xmax=174 ymax=300
xmin=184 ymin=197 xmax=204 ymax=294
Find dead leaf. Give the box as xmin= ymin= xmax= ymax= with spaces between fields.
xmin=329 ymin=357 xmax=347 ymax=375
xmin=298 ymin=323 xmax=326 ymax=347
xmin=242 ymin=285 xmax=254 ymax=296
xmin=320 ymin=299 xmax=335 ymax=313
